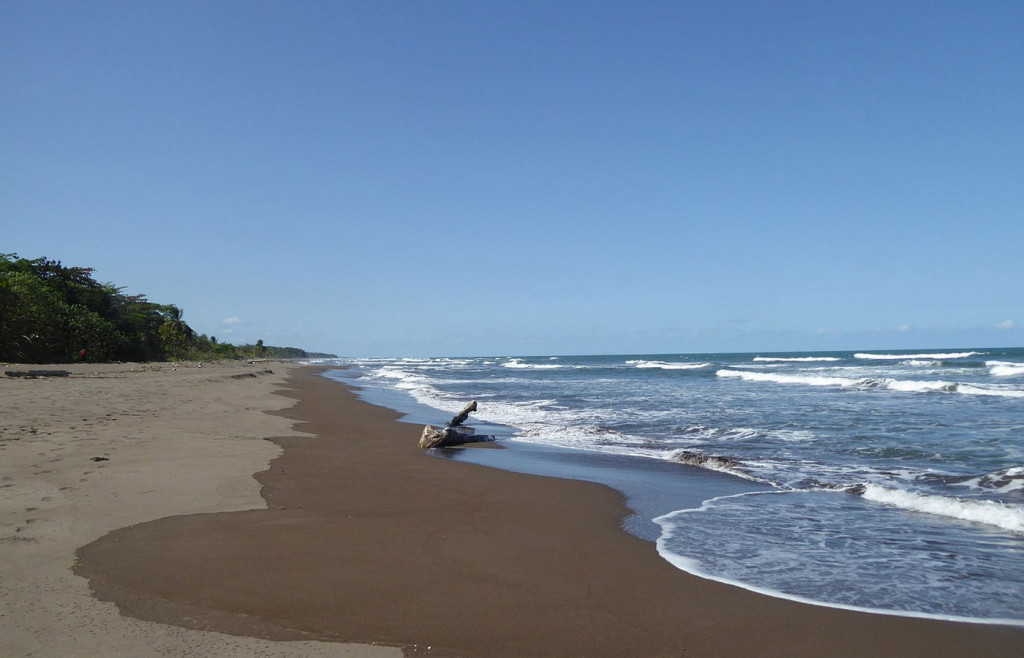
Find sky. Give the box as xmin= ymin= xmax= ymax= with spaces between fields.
xmin=3 ymin=1 xmax=1022 ymax=357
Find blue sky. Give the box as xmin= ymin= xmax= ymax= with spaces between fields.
xmin=3 ymin=1 xmax=1022 ymax=356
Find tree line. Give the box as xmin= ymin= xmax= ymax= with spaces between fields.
xmin=0 ymin=254 xmax=336 ymax=363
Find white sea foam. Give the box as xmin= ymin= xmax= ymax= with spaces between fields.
xmin=885 ymin=379 xmax=959 ymax=393
xmin=680 ymin=424 xmax=760 ymax=441
xmin=855 ymin=351 xmax=980 ymax=360
xmin=373 ymin=366 xmax=425 ymax=384
xmin=360 ymin=362 xmax=675 ymax=460
xmin=987 ymin=361 xmax=1024 ymax=377
xmin=502 ymin=359 xmax=564 ymax=369
xmin=752 ymin=356 xmax=841 ymax=362
xmin=861 ymin=484 xmax=1024 ymax=534
xmin=655 ymin=492 xmax=1024 ymax=626
xmin=679 ymin=424 xmax=814 ymax=445
xmin=626 ymin=360 xmax=710 ymax=370
xmin=956 ymin=384 xmax=1024 ymax=398
xmin=362 ymin=366 xmax=466 ymax=416
xmin=718 ymin=369 xmax=1024 ymax=398
xmin=426 ymin=390 xmax=665 ymax=458
xmin=717 ymin=369 xmax=858 ymax=387
xmin=654 ymin=543 xmax=1024 ymax=627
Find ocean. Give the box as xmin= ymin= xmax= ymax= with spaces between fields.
xmin=313 ymin=348 xmax=1024 ymax=626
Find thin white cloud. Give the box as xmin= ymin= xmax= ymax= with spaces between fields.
xmin=995 ymin=320 xmax=1015 ymax=330
xmin=223 ymin=316 xmax=242 ymax=325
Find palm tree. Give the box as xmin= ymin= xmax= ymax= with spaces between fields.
xmin=159 ymin=305 xmax=197 ymax=358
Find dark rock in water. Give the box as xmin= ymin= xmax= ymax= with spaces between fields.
xmin=974 ymin=467 xmax=1024 ymax=491
xmin=418 ymin=401 xmax=494 ymax=448
xmin=672 ymin=450 xmax=740 ymax=471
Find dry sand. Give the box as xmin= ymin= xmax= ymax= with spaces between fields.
xmin=70 ymin=367 xmax=1024 ymax=656
xmin=0 ymin=361 xmax=398 ymax=657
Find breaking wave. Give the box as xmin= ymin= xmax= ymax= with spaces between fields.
xmin=855 ymin=351 xmax=980 ymax=360
xmin=626 ymin=360 xmax=710 ymax=370
xmin=988 ymin=361 xmax=1024 ymax=377
xmin=861 ymin=484 xmax=1024 ymax=534
xmin=502 ymin=359 xmax=564 ymax=369
xmin=717 ymin=369 xmax=1024 ymax=397
xmin=752 ymin=356 xmax=841 ymax=362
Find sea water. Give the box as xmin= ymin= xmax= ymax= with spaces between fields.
xmin=312 ymin=349 xmax=1024 ymax=625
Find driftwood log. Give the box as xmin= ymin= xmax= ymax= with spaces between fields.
xmin=418 ymin=401 xmax=494 ymax=448
xmin=4 ymin=370 xmax=72 ymax=378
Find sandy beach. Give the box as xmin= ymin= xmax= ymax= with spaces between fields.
xmin=0 ymin=361 xmax=398 ymax=657
xmin=3 ymin=363 xmax=1022 ymax=656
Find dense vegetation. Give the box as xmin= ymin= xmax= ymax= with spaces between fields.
xmin=0 ymin=254 xmax=336 ymax=363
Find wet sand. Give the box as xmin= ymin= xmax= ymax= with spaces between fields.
xmin=72 ymin=366 xmax=1023 ymax=656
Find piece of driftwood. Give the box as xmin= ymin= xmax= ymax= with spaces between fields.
xmin=418 ymin=401 xmax=494 ymax=448
xmin=5 ymin=370 xmax=72 ymax=378
xmin=448 ymin=400 xmax=476 ymax=428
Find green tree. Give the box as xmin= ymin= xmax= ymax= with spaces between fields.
xmin=1 ymin=254 xmax=124 ymax=361
xmin=158 ymin=305 xmax=197 ymax=360
xmin=0 ymin=270 xmax=67 ymax=361
xmin=112 ymin=294 xmax=170 ymax=361
xmin=2 ymin=253 xmax=333 ymax=363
